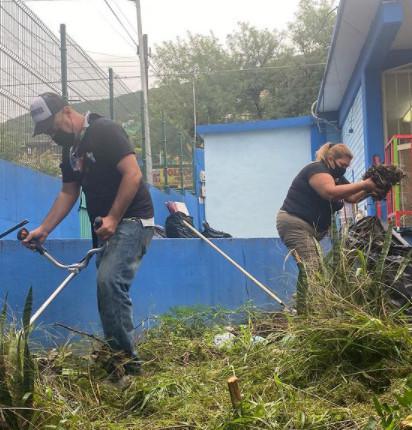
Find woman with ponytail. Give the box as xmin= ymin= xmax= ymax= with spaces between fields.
xmin=276 ymin=142 xmax=380 ymax=313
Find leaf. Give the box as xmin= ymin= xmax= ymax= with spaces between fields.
xmin=373 ymin=396 xmax=384 ymax=417
xmin=21 ymin=288 xmax=35 ymax=423
xmin=373 ymin=222 xmax=393 ymax=284
xmin=22 ymin=287 xmax=33 ymax=336
xmin=0 ymin=295 xmax=19 ymax=429
xmin=392 ymin=251 xmax=412 ymax=285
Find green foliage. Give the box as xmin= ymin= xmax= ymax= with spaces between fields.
xmin=0 ymin=288 xmax=35 ymax=430
xmin=4 ymin=225 xmax=412 ymax=428
xmin=151 ymin=1 xmax=337 ymax=136
xmin=368 ymin=376 xmax=412 ymax=430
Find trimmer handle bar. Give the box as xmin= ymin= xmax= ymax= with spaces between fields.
xmin=17 ymin=222 xmax=105 ymax=326
xmin=17 ymin=227 xmax=104 ymax=273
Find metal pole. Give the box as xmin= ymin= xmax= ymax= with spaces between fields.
xmin=133 ymin=0 xmax=152 ymax=184
xmin=143 ymin=34 xmax=149 ymax=84
xmin=179 ymin=132 xmax=184 ymax=192
xmin=0 ymin=220 xmax=28 ymax=240
xmin=60 ymin=24 xmax=68 ymax=103
xmin=30 ymin=272 xmax=77 ymax=325
xmin=182 ymin=220 xmax=291 ymax=311
xmin=109 ymin=67 xmax=114 ymax=120
xmin=192 ymin=73 xmax=197 ymax=192
xmin=162 ymin=111 xmax=168 ymax=188
xmin=140 ymin=91 xmax=147 ymax=180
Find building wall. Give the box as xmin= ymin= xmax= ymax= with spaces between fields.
xmin=341 ymin=87 xmax=369 ymax=216
xmin=342 ymin=88 xmax=366 ymax=183
xmin=0 ymin=160 xmax=80 ymax=238
xmin=1 ymin=238 xmax=297 ymax=343
xmin=204 ymin=127 xmax=312 ymax=238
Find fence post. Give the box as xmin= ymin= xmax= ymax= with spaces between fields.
xmin=179 ymin=132 xmax=184 ymax=193
xmin=162 ymin=111 xmax=168 ymax=189
xmin=60 ymin=24 xmax=68 ymax=103
xmin=192 ymin=138 xmax=196 ymax=193
xmin=109 ymin=68 xmax=114 ymax=120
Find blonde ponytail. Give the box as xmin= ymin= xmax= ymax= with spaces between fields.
xmin=316 ymin=142 xmax=353 ymax=163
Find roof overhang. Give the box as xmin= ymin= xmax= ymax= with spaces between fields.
xmin=197 ymin=116 xmax=313 ymax=137
xmin=317 ymin=0 xmax=381 ymax=113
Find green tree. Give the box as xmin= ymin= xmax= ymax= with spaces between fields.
xmin=290 ymin=0 xmax=337 ymax=56
xmin=226 ymin=22 xmax=286 ymax=119
xmin=151 ymin=0 xmax=336 ymax=134
xmin=151 ymin=33 xmax=233 ymax=131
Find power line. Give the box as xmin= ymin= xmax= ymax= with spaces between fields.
xmin=102 ymin=0 xmax=138 ymax=50
xmin=86 ymin=50 xmax=136 ymax=58
xmin=112 ymin=0 xmax=137 ymax=38
xmin=0 ymin=62 xmax=326 ymax=87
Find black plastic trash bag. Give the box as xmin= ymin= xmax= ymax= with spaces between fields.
xmin=348 ymin=216 xmax=412 ymax=313
xmin=165 ymin=212 xmax=198 ymax=238
xmin=153 ymin=225 xmax=167 ymax=238
xmin=202 ymin=222 xmax=232 ymax=238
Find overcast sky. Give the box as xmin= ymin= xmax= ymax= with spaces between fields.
xmin=28 ymin=0 xmax=301 ymax=90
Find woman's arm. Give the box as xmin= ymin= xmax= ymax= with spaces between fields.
xmin=344 ymin=190 xmax=369 ymax=203
xmin=309 ymin=173 xmax=376 ymax=201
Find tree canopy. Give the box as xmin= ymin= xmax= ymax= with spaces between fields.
xmin=149 ymin=0 xmax=337 ymax=138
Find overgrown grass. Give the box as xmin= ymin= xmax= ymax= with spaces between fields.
xmin=2 ymin=224 xmax=412 ymax=429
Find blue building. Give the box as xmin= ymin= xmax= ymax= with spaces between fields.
xmin=199 ymin=0 xmax=412 ymax=235
xmin=317 ymin=0 xmax=412 ymax=223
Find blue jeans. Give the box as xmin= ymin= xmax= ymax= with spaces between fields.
xmin=95 ymin=219 xmax=154 ymax=355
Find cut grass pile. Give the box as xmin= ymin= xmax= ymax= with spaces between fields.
xmin=1 ymin=304 xmax=411 ymax=430
xmin=3 ymin=222 xmax=412 ymax=429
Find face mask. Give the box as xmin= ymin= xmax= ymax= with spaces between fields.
xmin=330 ymin=165 xmax=346 ymax=178
xmin=52 ymin=130 xmax=76 ymax=147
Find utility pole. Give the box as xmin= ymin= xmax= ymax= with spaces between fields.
xmin=130 ymin=0 xmax=152 ymax=184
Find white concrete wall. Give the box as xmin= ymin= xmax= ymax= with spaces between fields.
xmin=204 ymin=127 xmax=312 ymax=238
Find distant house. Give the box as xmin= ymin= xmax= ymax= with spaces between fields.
xmin=198 ymin=0 xmax=412 ymax=237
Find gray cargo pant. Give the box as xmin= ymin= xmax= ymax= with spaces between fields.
xmin=276 ymin=210 xmax=326 ymax=314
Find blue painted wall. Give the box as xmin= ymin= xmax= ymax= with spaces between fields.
xmin=1 ymin=157 xmax=205 ymax=240
xmin=0 ymin=160 xmax=80 ymax=239
xmin=0 ymin=238 xmax=297 ymax=341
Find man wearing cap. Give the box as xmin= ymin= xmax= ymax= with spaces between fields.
xmin=25 ymin=92 xmax=154 ymax=376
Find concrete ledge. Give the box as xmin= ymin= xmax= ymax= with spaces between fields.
xmin=0 ymin=238 xmax=297 ymax=339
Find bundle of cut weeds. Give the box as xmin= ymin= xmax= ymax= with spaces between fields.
xmin=362 ymin=165 xmax=405 ymax=200
xmin=278 ymin=220 xmax=412 ymax=398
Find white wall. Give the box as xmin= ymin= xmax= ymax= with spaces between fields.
xmin=204 ymin=127 xmax=312 ymax=238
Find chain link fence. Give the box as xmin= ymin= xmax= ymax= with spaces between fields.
xmin=0 ymin=0 xmax=197 ymax=194
xmin=0 ymin=0 xmax=135 ymax=176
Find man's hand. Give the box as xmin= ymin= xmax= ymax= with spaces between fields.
xmin=22 ymin=226 xmax=49 ymax=250
xmin=94 ymin=215 xmax=119 ymax=241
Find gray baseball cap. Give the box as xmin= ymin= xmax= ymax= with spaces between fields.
xmin=30 ymin=92 xmax=68 ymax=136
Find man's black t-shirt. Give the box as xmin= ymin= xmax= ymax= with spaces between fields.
xmin=281 ymin=161 xmax=349 ymax=233
xmin=60 ymin=114 xmax=154 ymax=223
